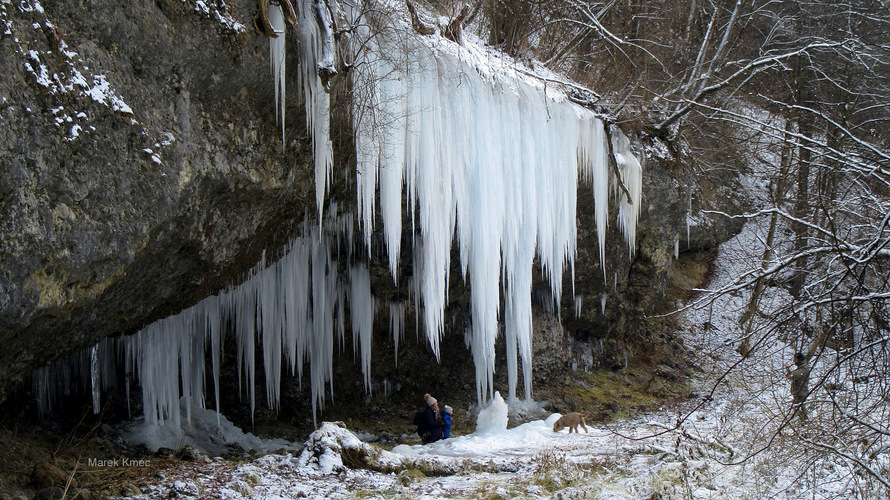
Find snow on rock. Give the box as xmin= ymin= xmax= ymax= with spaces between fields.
xmin=298 ymin=421 xmax=402 ymax=474
xmin=168 ymin=480 xmax=201 ymax=497
xmin=6 ymin=0 xmax=134 ymax=142
xmin=506 ymin=397 xmax=551 ymax=423
xmin=189 ymin=0 xmax=247 ymax=33
xmin=120 ymin=397 xmax=298 ymax=457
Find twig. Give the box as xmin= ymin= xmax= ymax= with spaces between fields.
xmin=604 ymin=125 xmax=634 ymax=204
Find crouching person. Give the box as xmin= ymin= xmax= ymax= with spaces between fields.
xmin=414 ymin=393 xmax=445 ymax=444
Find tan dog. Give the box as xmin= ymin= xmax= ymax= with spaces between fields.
xmin=552 ymin=412 xmax=588 ymax=433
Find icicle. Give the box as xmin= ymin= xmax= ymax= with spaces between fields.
xmin=179 ymin=310 xmax=194 ymax=426
xmin=259 ymin=250 xmax=284 ymax=412
xmin=574 ymin=296 xmax=583 ymax=318
xmin=233 ymin=271 xmax=258 ymax=422
xmin=309 ymin=232 xmax=335 ymax=427
xmin=579 ymin=117 xmax=610 ymax=278
xmin=206 ymin=294 xmax=222 ymax=427
xmin=90 ymin=344 xmax=100 ymax=414
xmin=601 ymin=292 xmax=607 ymax=315
xmin=349 ymin=265 xmax=375 ymax=393
xmin=294 ymin=0 xmax=334 ymax=222
xmin=390 ymin=301 xmax=406 ymax=366
xmin=125 ymin=374 xmax=131 ymax=419
xmin=687 ymin=192 xmax=692 ymax=249
xmin=505 ymin=320 xmax=518 ymax=403
xmin=269 ymin=3 xmax=286 ymax=144
xmin=610 ymin=126 xmax=643 ymax=258
xmin=674 ymin=237 xmax=680 ymax=259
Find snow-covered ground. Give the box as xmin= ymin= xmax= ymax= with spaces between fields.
xmin=112 ymin=213 xmax=884 ymax=499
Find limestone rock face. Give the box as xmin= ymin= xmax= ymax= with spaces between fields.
xmin=530 ymin=308 xmax=570 ymax=384
xmin=0 ymin=0 xmax=315 ymax=399
xmin=0 ymin=1 xmax=747 ymax=406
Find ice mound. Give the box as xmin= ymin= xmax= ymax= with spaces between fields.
xmin=120 ymin=397 xmax=297 ymax=456
xmin=476 ymin=391 xmax=509 ymax=434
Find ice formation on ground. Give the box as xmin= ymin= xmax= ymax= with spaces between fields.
xmin=121 ymin=397 xmax=297 ymax=456
xmin=474 ymin=391 xmax=509 ymax=435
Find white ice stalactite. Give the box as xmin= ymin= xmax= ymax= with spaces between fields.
xmin=504 ymin=319 xmax=519 ymax=403
xmin=33 ymin=210 xmax=367 ymax=428
xmin=349 ymin=265 xmax=375 ymax=393
xmin=260 ymin=250 xmax=284 ymax=412
xmin=268 ymin=0 xmax=335 ymax=220
xmin=574 ymin=296 xmax=583 ymax=318
xmin=90 ymin=344 xmax=100 ymax=414
xmin=293 ymin=0 xmax=334 ymax=222
xmin=611 ymin=126 xmax=643 ymax=258
xmin=231 ymin=269 xmax=258 ymax=422
xmin=502 ymin=84 xmax=539 ymax=403
xmin=309 ymin=226 xmax=339 ymax=426
xmin=130 ymin=318 xmax=182 ymax=428
xmin=179 ymin=311 xmax=194 ymax=426
xmin=269 ymin=3 xmax=287 ymax=145
xmin=282 ymin=236 xmax=310 ymax=384
xmin=390 ymin=301 xmax=406 ymax=366
xmin=580 ymin=117 xmax=610 ymax=279
xmin=205 ymin=294 xmax=223 ymax=426
xmin=353 ymin=35 xmax=408 ymax=279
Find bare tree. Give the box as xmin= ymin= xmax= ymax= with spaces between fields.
xmin=515 ymin=0 xmax=890 ymax=493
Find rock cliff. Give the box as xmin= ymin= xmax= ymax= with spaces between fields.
xmin=0 ymin=0 xmax=745 ymax=414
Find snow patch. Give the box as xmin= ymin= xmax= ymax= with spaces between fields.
xmin=190 ymin=0 xmax=247 ymax=33
xmin=13 ymin=2 xmax=135 ymax=138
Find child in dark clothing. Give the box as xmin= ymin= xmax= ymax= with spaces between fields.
xmin=442 ymin=405 xmax=453 ymax=439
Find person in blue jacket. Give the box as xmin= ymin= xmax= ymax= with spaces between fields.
xmin=442 ymin=405 xmax=453 ymax=439
xmin=413 ymin=393 xmax=445 ymax=444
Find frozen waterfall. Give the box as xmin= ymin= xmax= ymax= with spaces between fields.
xmin=349 ymin=7 xmax=642 ymax=403
xmin=32 ymin=0 xmax=643 ymax=428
